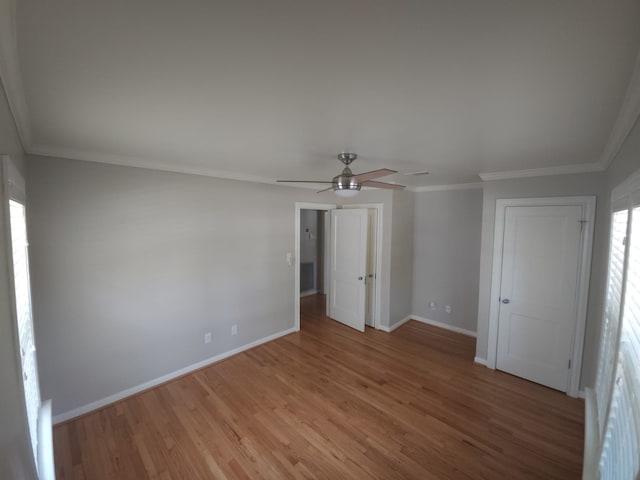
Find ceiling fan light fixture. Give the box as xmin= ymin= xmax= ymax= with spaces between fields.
xmin=334 ymin=187 xmax=360 ymax=198
xmin=332 ymin=169 xmax=361 ymax=197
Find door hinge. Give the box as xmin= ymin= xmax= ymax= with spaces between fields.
xmin=623 ymin=236 xmax=627 ymax=246
xmin=568 ymin=359 xmax=572 ymax=369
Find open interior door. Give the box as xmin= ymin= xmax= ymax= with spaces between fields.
xmin=329 ymin=208 xmax=368 ymax=332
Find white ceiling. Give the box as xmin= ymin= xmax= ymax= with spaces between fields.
xmin=8 ymin=0 xmax=640 ymax=186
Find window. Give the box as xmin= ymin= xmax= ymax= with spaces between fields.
xmin=3 ymin=159 xmax=41 ymax=470
xmin=595 ymin=209 xmax=628 ymax=435
xmin=594 ymin=173 xmax=640 ymax=479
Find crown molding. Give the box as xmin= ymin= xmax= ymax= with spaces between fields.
xmin=598 ymin=50 xmax=640 ymax=171
xmin=31 ymin=144 xmax=476 ymax=194
xmin=412 ymin=182 xmax=483 ymax=192
xmin=0 ymin=0 xmax=32 ymax=148
xmin=478 ymin=162 xmax=605 ymax=182
xmin=28 ymin=143 xmax=324 ymax=190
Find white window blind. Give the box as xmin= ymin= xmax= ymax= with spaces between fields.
xmin=595 ymin=209 xmax=628 ymax=436
xmin=595 ymin=176 xmax=640 ymax=480
xmin=603 ymin=205 xmax=640 ymax=477
xmin=9 ymin=199 xmax=41 ymax=469
xmin=599 ymin=358 xmax=639 ymax=479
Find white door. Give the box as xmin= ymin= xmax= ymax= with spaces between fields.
xmin=496 ymin=205 xmax=582 ymax=391
xmin=329 ymin=209 xmax=368 ymax=332
xmin=365 ymin=209 xmax=377 ymax=327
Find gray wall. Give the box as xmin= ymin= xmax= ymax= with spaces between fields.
xmin=412 ymin=189 xmax=482 ymax=332
xmin=389 ymin=190 xmax=414 ymax=327
xmin=27 ymin=156 xmax=336 ymax=416
xmin=24 ymin=136 xmax=634 ymax=424
xmin=475 ymin=172 xmax=607 ymax=389
xmin=0 ymin=85 xmax=37 ymax=477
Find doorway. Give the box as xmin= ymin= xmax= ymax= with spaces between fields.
xmin=299 ymin=209 xmax=326 ymax=298
xmin=294 ymin=202 xmax=383 ymax=332
xmin=487 ymin=196 xmax=595 ymax=397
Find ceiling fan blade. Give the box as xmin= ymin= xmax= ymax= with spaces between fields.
xmin=361 ymin=180 xmax=405 ymax=190
xmin=316 ymin=186 xmax=334 ymax=193
xmin=353 ymin=168 xmax=397 ymax=182
xmin=276 ymin=180 xmax=333 ymax=183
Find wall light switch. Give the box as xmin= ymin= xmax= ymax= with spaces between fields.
xmin=286 ymin=252 xmax=293 ymax=266
xmin=231 ymin=324 xmax=238 ymax=336
xmin=204 ymin=332 xmax=212 ymax=344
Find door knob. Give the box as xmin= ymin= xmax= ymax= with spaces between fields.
xmin=358 ymin=276 xmax=363 ymax=280
xmin=502 ymin=298 xmax=510 ymax=304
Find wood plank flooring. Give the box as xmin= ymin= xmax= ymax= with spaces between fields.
xmin=53 ymin=294 xmax=584 ymax=479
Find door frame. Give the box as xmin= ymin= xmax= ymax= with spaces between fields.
xmin=342 ymin=203 xmax=383 ymax=331
xmin=294 ymin=202 xmax=337 ymax=332
xmin=487 ymin=196 xmax=596 ymax=397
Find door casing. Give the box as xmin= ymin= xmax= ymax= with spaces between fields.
xmin=294 ymin=202 xmax=337 ymax=332
xmin=294 ymin=202 xmax=384 ymax=332
xmin=487 ymin=196 xmax=596 ymax=397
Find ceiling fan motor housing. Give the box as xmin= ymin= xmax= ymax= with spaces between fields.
xmin=333 ymin=166 xmax=361 ymax=192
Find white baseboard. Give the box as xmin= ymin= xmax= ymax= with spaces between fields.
xmin=410 ymin=315 xmax=477 ymax=337
xmin=300 ymin=289 xmax=318 ymax=298
xmin=474 ymin=356 xmax=488 ymax=366
xmin=380 ymin=315 xmax=478 ymax=337
xmin=379 ymin=315 xmax=412 ymax=333
xmin=53 ymin=327 xmax=297 ymax=424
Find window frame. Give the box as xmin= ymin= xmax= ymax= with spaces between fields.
xmin=1 ymin=155 xmax=40 ymax=473
xmin=595 ymin=167 xmax=640 ymax=478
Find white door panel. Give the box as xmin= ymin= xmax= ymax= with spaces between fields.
xmin=329 ymin=209 xmax=368 ymax=332
xmin=496 ymin=205 xmax=582 ymax=391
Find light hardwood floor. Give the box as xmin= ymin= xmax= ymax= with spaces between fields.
xmin=53 ymin=294 xmax=584 ymax=479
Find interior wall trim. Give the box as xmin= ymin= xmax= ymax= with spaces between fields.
xmin=599 ymin=51 xmax=640 ymax=171
xmin=412 ymin=182 xmax=483 ymax=192
xmin=410 ymin=315 xmax=477 ymax=337
xmin=0 ymin=0 xmax=32 ymax=148
xmin=29 ymin=148 xmax=321 ymax=189
xmin=380 ymin=314 xmax=478 ymax=338
xmin=52 ymin=327 xmax=296 ymax=425
xmin=378 ymin=315 xmax=412 ymax=332
xmin=474 ymin=356 xmax=488 ymax=366
xmin=478 ymin=162 xmax=604 ymax=182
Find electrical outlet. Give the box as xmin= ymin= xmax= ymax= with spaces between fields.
xmin=204 ymin=332 xmax=212 ymax=344
xmin=445 ymin=305 xmax=452 ymax=314
xmin=231 ymin=324 xmax=238 ymax=336
xmin=429 ymin=301 xmax=437 ymax=310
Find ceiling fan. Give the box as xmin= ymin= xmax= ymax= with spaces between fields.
xmin=276 ymin=152 xmax=405 ymax=197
